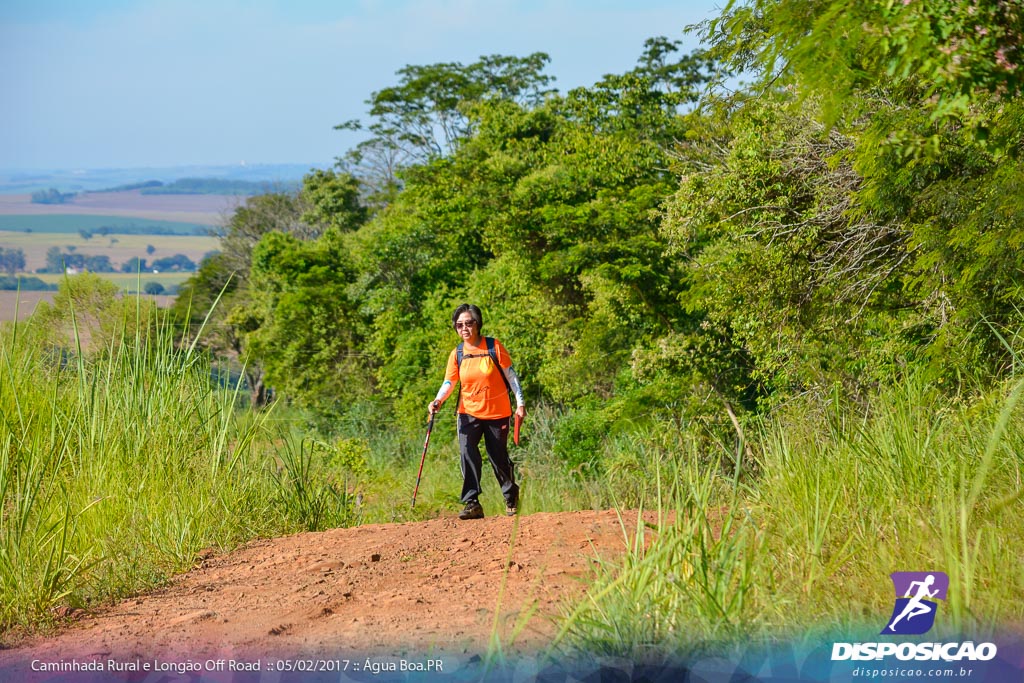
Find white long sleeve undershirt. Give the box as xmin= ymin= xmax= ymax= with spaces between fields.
xmin=502 ymin=365 xmax=525 ymax=409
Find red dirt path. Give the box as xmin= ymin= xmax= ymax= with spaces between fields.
xmin=0 ymin=510 xmax=653 ymax=677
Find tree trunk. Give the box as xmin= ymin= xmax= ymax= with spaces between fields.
xmin=248 ymin=369 xmax=268 ymax=409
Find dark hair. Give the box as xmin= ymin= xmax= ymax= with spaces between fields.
xmin=452 ymin=303 xmax=483 ymax=330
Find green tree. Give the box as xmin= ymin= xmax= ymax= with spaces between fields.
xmin=361 ymin=52 xmax=554 ymax=161
xmin=854 ymin=99 xmax=1024 ymax=376
xmin=299 ymin=168 xmax=369 ymax=232
xmin=661 ymin=93 xmax=921 ymax=404
xmin=0 ymin=248 xmax=26 ymax=275
xmin=212 ymin=192 xmax=306 ymax=277
xmin=121 ymin=257 xmax=148 ymax=273
xmin=44 ymin=247 xmax=65 ymax=273
xmin=31 ymin=273 xmax=159 ymax=352
xmin=174 ymin=173 xmax=369 ymax=410
xmin=150 ymin=254 xmax=196 ymax=272
xmin=173 ymin=192 xmax=306 ymax=410
xmin=84 ymin=255 xmax=114 ymax=273
xmin=705 ymin=0 xmax=1024 ymax=147
xmin=338 ymin=53 xmax=555 ymax=206
xmin=696 ymin=1 xmax=1024 ymax=384
xmin=244 ymin=229 xmax=368 ymax=414
xmin=350 ymin=41 xmax=714 ymax=410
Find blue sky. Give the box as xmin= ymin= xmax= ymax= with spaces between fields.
xmin=0 ymin=0 xmax=724 ymax=171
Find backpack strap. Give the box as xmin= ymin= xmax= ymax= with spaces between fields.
xmin=486 ymin=337 xmax=513 ymax=393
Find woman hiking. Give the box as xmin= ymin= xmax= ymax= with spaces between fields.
xmin=427 ymin=304 xmax=526 ymax=520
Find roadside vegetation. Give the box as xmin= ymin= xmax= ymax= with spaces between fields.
xmin=3 ymin=0 xmax=1024 ymax=658
xmin=550 ymin=376 xmax=1024 ymax=658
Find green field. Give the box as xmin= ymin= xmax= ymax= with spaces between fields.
xmin=0 ymin=214 xmax=210 ymax=235
xmin=32 ymin=271 xmax=191 ymax=291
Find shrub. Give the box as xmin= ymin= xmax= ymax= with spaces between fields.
xmin=553 ymin=406 xmax=609 ymax=478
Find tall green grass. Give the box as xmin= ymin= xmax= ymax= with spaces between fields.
xmin=552 ymin=375 xmax=1024 ymax=659
xmin=0 ymin=299 xmax=297 ymax=634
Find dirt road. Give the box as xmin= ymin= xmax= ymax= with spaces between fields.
xmin=0 ymin=510 xmax=656 ymax=681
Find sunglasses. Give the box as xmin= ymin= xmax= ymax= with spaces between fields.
xmin=455 ymin=320 xmax=478 ymax=329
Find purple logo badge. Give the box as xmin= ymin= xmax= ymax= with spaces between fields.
xmin=883 ymin=572 xmax=949 ymax=635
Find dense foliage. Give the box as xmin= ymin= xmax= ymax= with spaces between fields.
xmin=177 ymin=3 xmax=1024 ymax=462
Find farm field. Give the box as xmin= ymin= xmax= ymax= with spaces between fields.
xmin=32 ymin=271 xmax=192 ymax=290
xmin=0 ymin=189 xmax=226 ymax=301
xmin=0 ymin=214 xmax=208 ymax=235
xmin=0 ymin=190 xmax=236 ymax=225
xmin=0 ymin=229 xmax=219 ymax=273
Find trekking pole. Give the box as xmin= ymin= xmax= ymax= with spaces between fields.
xmin=411 ymin=412 xmax=435 ymax=508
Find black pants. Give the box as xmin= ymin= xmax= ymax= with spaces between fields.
xmin=458 ymin=413 xmax=518 ymax=505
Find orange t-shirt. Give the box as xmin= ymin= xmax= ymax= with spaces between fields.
xmin=444 ymin=337 xmax=513 ymax=419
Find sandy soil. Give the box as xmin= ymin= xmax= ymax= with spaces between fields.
xmin=0 ymin=510 xmax=655 ymax=679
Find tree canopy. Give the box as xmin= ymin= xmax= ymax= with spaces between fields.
xmin=174 ymin=10 xmax=1024 ymax=451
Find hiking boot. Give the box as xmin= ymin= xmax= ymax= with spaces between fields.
xmin=459 ymin=500 xmax=484 ymax=520
xmin=504 ymin=496 xmax=518 ymax=517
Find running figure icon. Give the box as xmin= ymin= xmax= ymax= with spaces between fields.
xmin=883 ymin=571 xmax=948 ymax=635
xmin=887 ymin=574 xmax=939 ymax=633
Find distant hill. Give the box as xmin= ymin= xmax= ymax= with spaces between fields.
xmin=97 ymin=177 xmax=300 ymax=196
xmin=0 ymin=163 xmax=322 ymax=195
